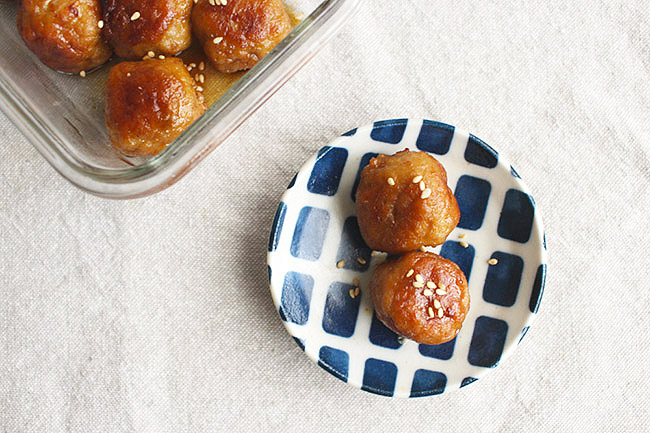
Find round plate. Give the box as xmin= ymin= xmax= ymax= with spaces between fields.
xmin=267 ymin=118 xmax=547 ymax=397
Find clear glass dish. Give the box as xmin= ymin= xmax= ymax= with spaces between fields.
xmin=0 ymin=0 xmax=361 ymax=199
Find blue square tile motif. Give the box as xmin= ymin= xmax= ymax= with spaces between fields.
xmin=455 ymin=175 xmax=491 ymax=230
xmin=351 ymin=152 xmax=378 ymax=201
xmin=307 ymin=146 xmax=348 ymax=196
xmin=341 ymin=128 xmax=357 ymax=136
xmin=322 ymin=282 xmax=361 ymax=338
xmin=290 ymin=206 xmax=330 ymax=261
xmin=498 ymin=189 xmax=535 ymax=243
xmin=336 ymin=217 xmax=371 ymax=272
xmin=468 ymin=316 xmax=508 ymax=367
xmin=370 ymin=119 xmax=407 ymax=144
xmin=483 ymin=251 xmax=524 ymax=307
xmin=268 ymin=201 xmax=287 ymax=252
xmin=293 ymin=337 xmax=305 ymax=351
xmin=418 ymin=337 xmax=456 ymax=360
xmin=529 ymin=264 xmax=546 ymax=313
xmin=279 ymin=271 xmax=314 ymax=325
xmin=369 ymin=314 xmax=402 ymax=349
xmin=362 ymin=358 xmax=398 ymax=397
xmin=464 ymin=134 xmax=498 ymax=168
xmin=410 ymin=369 xmax=447 ymax=397
xmin=318 ymin=346 xmax=349 ymax=382
xmin=440 ymin=241 xmax=475 ymax=280
xmin=415 ymin=120 xmax=454 ymax=155
xmin=287 ymin=173 xmax=297 ymax=189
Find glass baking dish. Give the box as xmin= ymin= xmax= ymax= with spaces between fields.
xmin=0 ymin=0 xmax=361 ymax=199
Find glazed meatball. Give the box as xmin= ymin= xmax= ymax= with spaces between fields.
xmin=103 ymin=0 xmax=192 ymax=59
xmin=192 ymin=0 xmax=291 ymax=73
xmin=370 ymin=251 xmax=470 ymax=345
xmin=17 ymin=0 xmax=111 ymax=73
xmin=356 ymin=150 xmax=460 ymax=255
xmin=105 ymin=58 xmax=206 ymax=157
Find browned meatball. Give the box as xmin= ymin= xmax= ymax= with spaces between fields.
xmin=370 ymin=251 xmax=469 ymax=345
xmin=192 ymin=0 xmax=291 ymax=73
xmin=17 ymin=0 xmax=111 ymax=73
xmin=356 ymin=150 xmax=460 ymax=255
xmin=103 ymin=0 xmax=192 ymax=59
xmin=105 ymin=58 xmax=206 ymax=157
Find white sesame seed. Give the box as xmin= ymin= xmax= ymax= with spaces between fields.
xmin=336 ymin=260 xmax=345 ymax=269
xmin=213 ymin=36 xmax=223 ymax=44
xmin=221 ymin=0 xmax=227 ymax=4
xmin=147 ymin=51 xmax=155 ymax=58
xmin=458 ymin=233 xmax=466 ymax=239
xmin=419 ymin=180 xmax=425 ymax=191
xmin=412 ymin=175 xmax=423 ymax=183
xmin=199 ymin=61 xmax=205 ymax=71
xmin=428 ymin=307 xmax=435 ymax=318
xmin=349 ymin=289 xmax=355 ymax=299
xmin=413 ymin=281 xmax=424 ymax=288
xmin=357 ymin=257 xmax=367 ymax=265
xmin=353 ymin=278 xmax=360 ymax=287
xmin=433 ymin=299 xmax=441 ymax=309
xmin=415 ymin=274 xmax=424 ymax=284
xmin=426 ymin=281 xmax=436 ymax=289
xmin=196 ymin=86 xmax=204 ymax=92
xmin=209 ymin=0 xmax=215 ymax=5
xmin=79 ymin=70 xmax=86 ymax=77
xmin=194 ymin=0 xmax=198 ymax=3
xmin=158 ymin=55 xmax=165 ymax=59
xmin=130 ymin=11 xmax=141 ymax=20
xmin=371 ymin=250 xmax=383 ymax=257
xmin=421 ymin=188 xmax=432 ymax=199
xmin=97 ymin=20 xmax=104 ymax=29
xmin=435 ymin=289 xmax=446 ymax=296
xmin=387 ymin=177 xmax=395 ymax=186
xmin=423 ymin=289 xmax=433 ymax=296
xmin=406 ymin=269 xmax=414 ymax=277
xmin=488 ymin=258 xmax=499 ymax=265
xmin=189 ymin=63 xmax=196 ymax=68
xmin=460 ymin=241 xmax=469 ymax=248
xmin=437 ymin=308 xmax=444 ymax=318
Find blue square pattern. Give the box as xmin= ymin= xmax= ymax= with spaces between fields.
xmin=455 ymin=175 xmax=491 ymax=230
xmin=370 ymin=119 xmax=408 ymax=144
xmin=322 ymin=282 xmax=361 ymax=338
xmin=419 ymin=337 xmax=456 ymax=360
xmin=290 ymin=206 xmax=330 ymax=261
xmin=440 ymin=241 xmax=475 ymax=280
xmin=268 ymin=202 xmax=287 ymax=252
xmin=335 ymin=217 xmax=371 ymax=272
xmin=468 ymin=316 xmax=509 ymax=368
xmin=351 ymin=152 xmax=378 ymax=202
xmin=341 ymin=128 xmax=357 ymax=136
xmin=410 ymin=370 xmax=447 ymax=397
xmin=369 ymin=313 xmax=402 ymax=349
xmin=362 ymin=358 xmax=398 ymax=397
xmin=415 ymin=120 xmax=454 ymax=155
xmin=307 ymin=146 xmax=348 ymax=196
xmin=483 ymin=251 xmax=524 ymax=307
xmin=498 ymin=189 xmax=535 ymax=243
xmin=318 ymin=346 xmax=349 ymax=383
xmin=529 ymin=264 xmax=547 ymax=313
xmin=465 ymin=134 xmax=498 ymax=168
xmin=279 ymin=271 xmax=314 ymax=325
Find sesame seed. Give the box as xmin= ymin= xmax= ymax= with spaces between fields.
xmin=412 ymin=175 xmax=422 ymax=183
xmin=428 ymin=307 xmax=435 ymax=318
xmin=79 ymin=70 xmax=86 ymax=77
xmin=349 ymin=289 xmax=355 ymax=299
xmin=426 ymin=281 xmax=436 ymax=289
xmin=435 ymin=289 xmax=446 ymax=296
xmin=209 ymin=0 xmax=215 ymax=5
xmin=419 ymin=180 xmax=425 ymax=191
xmin=413 ymin=281 xmax=424 ymax=288
xmin=488 ymin=258 xmax=499 ymax=265
xmin=199 ymin=61 xmax=205 ymax=71
xmin=189 ymin=63 xmax=196 ymax=68
xmin=336 ymin=260 xmax=345 ymax=268
xmin=421 ymin=188 xmax=432 ymax=199
xmin=186 ymin=65 xmax=193 ymax=71
xmin=406 ymin=269 xmax=414 ymax=277
xmin=460 ymin=241 xmax=469 ymax=248
xmin=387 ymin=177 xmax=395 ymax=186
xmin=458 ymin=233 xmax=466 ymax=239
xmin=147 ymin=51 xmax=155 ymax=58
xmin=371 ymin=250 xmax=382 ymax=257
xmin=213 ymin=36 xmax=223 ymax=44
xmin=433 ymin=299 xmax=441 ymax=309
xmin=437 ymin=308 xmax=444 ymax=318
xmin=97 ymin=20 xmax=104 ymax=29
xmin=126 ymin=72 xmax=131 ymax=77
xmin=194 ymin=0 xmax=198 ymax=3
xmin=142 ymin=55 xmax=149 ymax=60
xmin=357 ymin=257 xmax=367 ymax=265
xmin=196 ymin=86 xmax=204 ymax=92
xmin=158 ymin=55 xmax=165 ymax=59
xmin=354 ymin=287 xmax=360 ymax=296
xmin=415 ymin=274 xmax=424 ymax=284
xmin=423 ymin=289 xmax=433 ymax=296
xmin=221 ymin=0 xmax=227 ymax=4
xmin=130 ymin=11 xmax=141 ymax=20
xmin=438 ymin=283 xmax=446 ymax=290
xmin=353 ymin=278 xmax=360 ymax=287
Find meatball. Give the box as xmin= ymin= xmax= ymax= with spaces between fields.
xmin=356 ymin=150 xmax=460 ymax=255
xmin=103 ymin=0 xmax=192 ymax=59
xmin=17 ymin=0 xmax=111 ymax=73
xmin=192 ymin=0 xmax=291 ymax=73
xmin=105 ymin=58 xmax=206 ymax=157
xmin=369 ymin=251 xmax=470 ymax=345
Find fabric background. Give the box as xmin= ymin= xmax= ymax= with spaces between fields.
xmin=1 ymin=1 xmax=649 ymax=431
